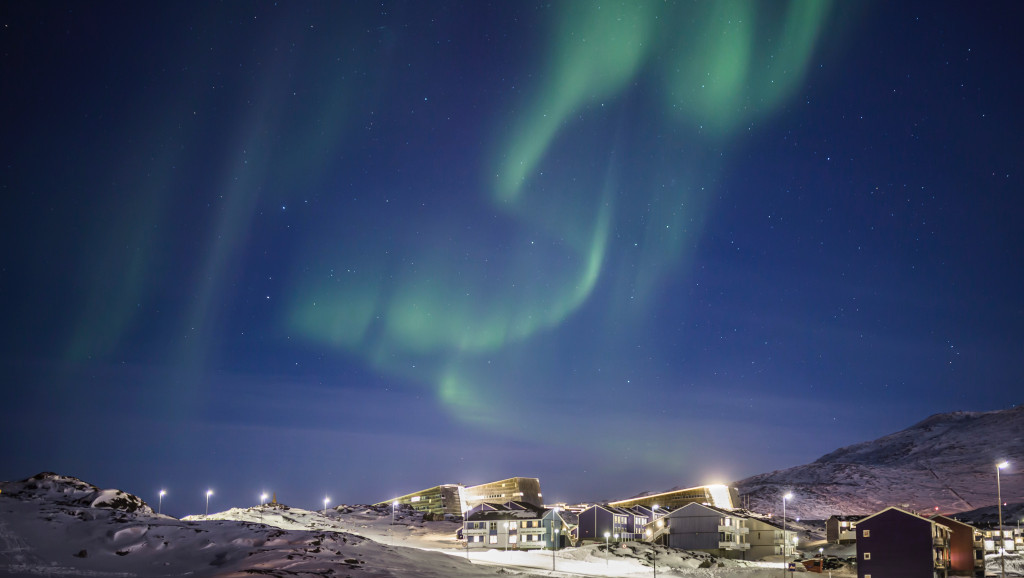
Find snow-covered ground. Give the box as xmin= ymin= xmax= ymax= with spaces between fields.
xmin=1 ymin=473 xmax=849 ymax=577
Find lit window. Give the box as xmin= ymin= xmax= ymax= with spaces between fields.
xmin=863 ymin=530 xmax=870 ymax=538
xmin=509 ymin=535 xmax=517 ymax=544
xmin=864 ymin=553 xmax=871 ymax=560
xmin=489 ymin=536 xmax=497 ymax=544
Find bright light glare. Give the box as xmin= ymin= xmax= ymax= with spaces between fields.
xmin=159 ymin=490 xmax=166 ymax=497
xmin=997 ymin=461 xmax=1009 ymax=469
xmin=206 ymin=490 xmax=213 ymax=497
xmin=783 ymin=492 xmax=794 ymax=500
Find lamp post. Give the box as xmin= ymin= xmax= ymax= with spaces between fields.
xmin=391 ymin=501 xmax=398 ymax=545
xmin=605 ymin=531 xmax=611 ymax=566
xmin=260 ymin=493 xmax=268 ymax=523
xmin=206 ymin=489 xmax=213 ymax=516
xmin=323 ymin=497 xmax=330 ymax=516
xmin=782 ymin=493 xmax=793 ymax=577
xmin=552 ymin=528 xmax=559 ymax=570
xmin=158 ymin=490 xmax=166 ymax=515
xmin=997 ymin=461 xmax=1008 ymax=578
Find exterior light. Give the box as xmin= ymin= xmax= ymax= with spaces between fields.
xmin=158 ymin=490 xmax=166 ymax=515
xmin=323 ymin=496 xmax=330 ymax=515
xmin=782 ymin=493 xmax=793 ymax=578
xmin=206 ymin=489 xmax=213 ymax=516
xmin=997 ymin=461 xmax=1009 ymax=578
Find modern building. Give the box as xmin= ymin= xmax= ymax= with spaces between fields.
xmin=463 ymin=502 xmax=569 ymax=550
xmin=609 ymin=484 xmax=738 ymax=511
xmin=744 ymin=515 xmax=797 ymax=560
xmin=376 ymin=484 xmax=466 ymax=516
xmin=377 ymin=477 xmax=542 ymax=515
xmin=645 ymin=502 xmax=750 ymax=558
xmin=463 ymin=477 xmax=543 ymax=509
xmin=826 ymin=514 xmax=865 ymax=544
xmin=856 ymin=506 xmax=951 ymax=578
xmin=931 ymin=515 xmax=984 ymax=577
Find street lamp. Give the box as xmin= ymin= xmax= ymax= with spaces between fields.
xmin=206 ymin=489 xmax=213 ymax=516
xmin=605 ymin=531 xmax=611 ymax=566
xmin=260 ymin=493 xmax=268 ymax=523
xmin=997 ymin=461 xmax=1009 ymax=578
xmin=782 ymin=493 xmax=793 ymax=577
xmin=552 ymin=528 xmax=560 ymax=571
xmin=392 ymin=501 xmax=398 ymax=525
xmin=158 ymin=490 xmax=166 ymax=515
xmin=323 ymin=496 xmax=330 ymax=516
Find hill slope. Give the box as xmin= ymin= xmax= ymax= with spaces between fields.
xmin=735 ymin=405 xmax=1024 ymax=518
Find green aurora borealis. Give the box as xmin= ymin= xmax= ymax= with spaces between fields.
xmin=286 ymin=1 xmax=836 ymax=435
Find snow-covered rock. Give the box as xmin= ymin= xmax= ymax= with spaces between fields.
xmin=735 ymin=406 xmax=1024 ymax=518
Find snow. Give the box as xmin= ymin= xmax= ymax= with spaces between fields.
xmin=1 ymin=474 xmax=838 ymax=577
xmin=735 ymin=406 xmax=1024 ymax=518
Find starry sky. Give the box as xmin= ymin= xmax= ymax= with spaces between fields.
xmin=2 ymin=1 xmax=1022 ymax=518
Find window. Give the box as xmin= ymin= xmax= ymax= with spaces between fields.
xmin=489 ymin=536 xmax=498 ymax=544
xmin=863 ymin=553 xmax=871 ymax=560
xmin=509 ymin=521 xmax=517 ymax=529
xmin=489 ymin=522 xmax=497 ymax=531
xmin=862 ymin=529 xmax=870 ymax=538
xmin=509 ymin=535 xmax=517 ymax=544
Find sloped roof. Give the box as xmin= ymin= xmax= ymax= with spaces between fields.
xmin=857 ymin=506 xmax=952 ymax=532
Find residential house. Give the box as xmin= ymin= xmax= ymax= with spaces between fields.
xmin=826 ymin=515 xmax=865 ymax=544
xmin=931 ymin=515 xmax=984 ymax=577
xmin=855 ymin=506 xmax=951 ymax=578
xmin=577 ymin=505 xmax=636 ymax=543
xmin=744 ymin=515 xmax=798 ymax=561
xmin=463 ymin=503 xmax=569 ymax=550
xmin=645 ymin=502 xmax=750 ymax=558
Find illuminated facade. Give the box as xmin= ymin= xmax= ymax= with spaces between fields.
xmin=608 ymin=484 xmax=738 ymax=511
xmin=377 ymin=477 xmax=542 ymax=515
xmin=463 ymin=477 xmax=542 ymax=509
xmin=375 ymin=484 xmax=466 ymax=516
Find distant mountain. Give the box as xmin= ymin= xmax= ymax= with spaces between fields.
xmin=734 ymin=406 xmax=1024 ymax=519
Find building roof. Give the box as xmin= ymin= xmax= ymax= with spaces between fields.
xmin=857 ymin=506 xmax=952 ymax=532
xmin=827 ymin=514 xmax=867 ymax=522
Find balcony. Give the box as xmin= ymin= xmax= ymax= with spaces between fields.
xmin=719 ymin=541 xmax=751 ymax=551
xmin=718 ymin=525 xmax=749 ymax=534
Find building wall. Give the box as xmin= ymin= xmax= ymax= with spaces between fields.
xmin=745 ymin=517 xmax=796 ymax=561
xmin=464 ymin=478 xmax=542 ymax=509
xmin=376 ymin=484 xmax=464 ymax=515
xmin=609 ymin=485 xmax=737 ymax=511
xmin=664 ymin=503 xmax=749 ymax=558
xmin=933 ymin=516 xmax=982 ymax=576
xmin=857 ymin=509 xmax=946 ymax=578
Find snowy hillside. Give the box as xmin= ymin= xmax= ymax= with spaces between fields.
xmin=1 ymin=473 xmax=816 ymax=577
xmin=735 ymin=406 xmax=1024 ymax=518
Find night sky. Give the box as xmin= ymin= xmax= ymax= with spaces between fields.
xmin=2 ymin=2 xmax=1022 ymax=519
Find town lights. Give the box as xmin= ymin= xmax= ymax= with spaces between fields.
xmin=158 ymin=490 xmax=166 ymax=515
xmin=997 ymin=461 xmax=1009 ymax=578
xmin=206 ymin=489 xmax=213 ymax=516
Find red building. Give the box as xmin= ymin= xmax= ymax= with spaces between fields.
xmin=931 ymin=515 xmax=984 ymax=577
